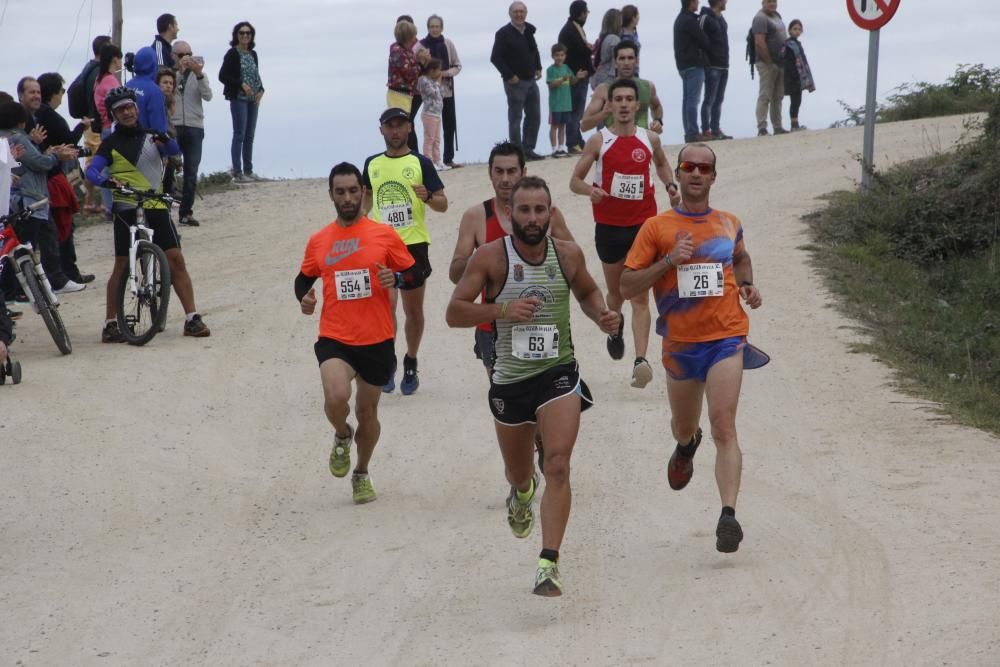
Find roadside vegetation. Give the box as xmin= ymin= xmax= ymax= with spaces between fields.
xmin=806 ymin=84 xmax=1000 ymax=432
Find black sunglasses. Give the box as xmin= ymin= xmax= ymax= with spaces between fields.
xmin=238 ymin=30 xmax=252 ymax=35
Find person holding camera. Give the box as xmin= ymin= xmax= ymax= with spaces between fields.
xmin=168 ymin=41 xmax=212 ymax=227
xmin=125 ymin=47 xmax=169 ymax=134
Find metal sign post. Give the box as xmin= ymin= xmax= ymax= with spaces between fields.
xmin=847 ymin=0 xmax=900 ymax=194
xmin=862 ymin=29 xmax=880 ymax=193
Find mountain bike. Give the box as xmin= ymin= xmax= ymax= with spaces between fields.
xmin=111 ymin=187 xmax=173 ymax=345
xmin=0 ymin=199 xmax=73 ymax=355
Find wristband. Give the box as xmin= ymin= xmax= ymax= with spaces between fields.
xmin=500 ymin=301 xmax=509 ymax=319
xmin=663 ymin=254 xmax=673 ymax=268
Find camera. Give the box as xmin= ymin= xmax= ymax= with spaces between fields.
xmin=75 ymin=146 xmax=92 ymax=157
xmin=123 ymin=52 xmax=135 ymax=74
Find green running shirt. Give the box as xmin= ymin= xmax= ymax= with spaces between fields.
xmin=362 ymin=151 xmax=444 ymax=246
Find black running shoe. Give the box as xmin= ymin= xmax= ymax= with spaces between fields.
xmin=716 ymin=514 xmax=744 ymax=553
xmin=606 ymin=314 xmax=625 ymax=360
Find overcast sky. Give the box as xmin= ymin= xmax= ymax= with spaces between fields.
xmin=1 ymin=1 xmax=996 ymax=178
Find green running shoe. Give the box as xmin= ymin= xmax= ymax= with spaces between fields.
xmin=533 ymin=558 xmax=562 ymax=597
xmin=506 ymin=472 xmax=539 ymax=538
xmin=329 ymin=424 xmax=353 ymax=478
xmin=351 ymin=473 xmax=376 ymax=504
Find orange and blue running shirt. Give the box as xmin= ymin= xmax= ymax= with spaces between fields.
xmin=624 ymin=207 xmax=749 ymax=342
xmin=300 ymin=217 xmax=415 ymax=346
xmin=592 ymin=127 xmax=657 ymax=227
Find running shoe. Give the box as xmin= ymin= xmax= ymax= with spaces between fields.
xmin=5 ymin=308 xmax=22 ymax=321
xmin=401 ymin=359 xmax=419 ymax=395
xmin=606 ymin=315 xmax=625 ymax=360
xmin=506 ymin=471 xmax=539 ymax=538
xmin=53 ymin=280 xmax=86 ymax=294
xmin=533 ymin=558 xmax=562 ymax=597
xmin=183 ymin=314 xmax=211 ymax=337
xmin=351 ymin=473 xmax=377 ymax=504
xmin=773 ymin=128 xmax=790 ymax=135
xmin=667 ymin=427 xmax=702 ymax=490
xmin=101 ymin=321 xmax=126 ymax=343
xmin=716 ymin=514 xmax=744 ymax=553
xmin=383 ymin=360 xmax=396 ymax=394
xmin=329 ymin=424 xmax=354 ymax=478
xmin=631 ymin=356 xmax=653 ymax=389
xmin=757 ymin=128 xmax=769 ymax=137
xmin=179 ymin=216 xmax=201 ymax=227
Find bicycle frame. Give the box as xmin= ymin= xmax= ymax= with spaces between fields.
xmin=0 ymin=201 xmax=59 ymax=314
xmin=126 ymin=208 xmax=157 ymax=298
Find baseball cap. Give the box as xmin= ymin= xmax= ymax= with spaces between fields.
xmin=379 ymin=107 xmax=410 ymax=124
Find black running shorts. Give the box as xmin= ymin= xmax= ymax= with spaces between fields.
xmin=314 ymin=337 xmax=396 ymax=387
xmin=112 ymin=206 xmax=181 ymax=257
xmin=488 ymin=361 xmax=594 ymax=426
xmin=402 ymin=242 xmax=432 ymax=290
xmin=594 ymin=222 xmax=643 ymax=265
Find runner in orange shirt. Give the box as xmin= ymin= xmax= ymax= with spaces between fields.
xmin=621 ymin=142 xmax=767 ymax=553
xmin=295 ymin=162 xmax=418 ymax=504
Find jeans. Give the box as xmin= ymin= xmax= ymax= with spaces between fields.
xmin=755 ymin=62 xmax=785 ymax=131
xmin=503 ymin=78 xmax=540 ymax=151
xmin=230 ymin=99 xmax=259 ymax=175
xmin=701 ymin=67 xmax=729 ymax=134
xmin=679 ymin=67 xmax=705 ymax=140
xmin=566 ymin=78 xmax=589 ymax=148
xmin=175 ymin=126 xmax=204 ymax=217
xmin=442 ymin=96 xmax=457 ymax=164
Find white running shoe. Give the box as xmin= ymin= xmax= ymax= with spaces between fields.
xmin=54 ymin=280 xmax=86 ymax=294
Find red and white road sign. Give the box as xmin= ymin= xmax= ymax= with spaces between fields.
xmin=847 ymin=0 xmax=901 ymax=30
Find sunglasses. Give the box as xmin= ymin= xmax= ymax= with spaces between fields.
xmin=238 ymin=30 xmax=252 ymax=35
xmin=678 ymin=161 xmax=715 ymax=175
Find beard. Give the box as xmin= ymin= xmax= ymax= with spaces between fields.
xmin=334 ymin=200 xmax=361 ymax=222
xmin=511 ymin=220 xmax=549 ymax=245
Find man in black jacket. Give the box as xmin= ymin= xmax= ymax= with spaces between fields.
xmin=490 ymin=2 xmax=545 ymax=161
xmin=557 ymin=0 xmax=594 ymax=153
xmin=700 ymin=0 xmax=732 ymax=140
xmin=673 ymin=0 xmax=711 ymax=142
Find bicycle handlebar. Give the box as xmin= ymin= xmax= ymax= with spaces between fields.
xmin=0 ymin=199 xmax=49 ymax=226
xmin=112 ymin=186 xmax=173 ymax=204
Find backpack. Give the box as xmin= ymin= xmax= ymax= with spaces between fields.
xmin=67 ymin=60 xmax=99 ymax=119
xmin=745 ymin=28 xmax=757 ymax=79
xmin=592 ymin=35 xmax=604 ymax=71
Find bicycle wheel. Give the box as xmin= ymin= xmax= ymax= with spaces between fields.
xmin=19 ymin=257 xmax=73 ymax=355
xmin=117 ymin=240 xmax=171 ymax=346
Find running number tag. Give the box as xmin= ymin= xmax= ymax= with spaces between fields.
xmin=335 ymin=268 xmax=372 ymax=300
xmin=677 ymin=262 xmax=724 ymax=298
xmin=511 ymin=324 xmax=559 ymax=360
xmin=380 ymin=203 xmax=414 ymax=230
xmin=610 ymin=172 xmax=644 ymax=201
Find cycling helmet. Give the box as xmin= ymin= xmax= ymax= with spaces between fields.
xmin=104 ymin=86 xmax=137 ymax=111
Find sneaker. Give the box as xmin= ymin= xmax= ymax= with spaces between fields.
xmin=179 ymin=216 xmax=201 ymax=227
xmin=773 ymin=128 xmax=790 ymax=135
xmin=101 ymin=321 xmax=126 ymax=343
xmin=506 ymin=471 xmax=539 ymax=539
xmin=523 ymin=149 xmax=545 ymax=162
xmin=568 ymin=145 xmax=584 ymax=155
xmin=400 ymin=359 xmax=419 ymax=395
xmin=435 ymin=163 xmax=451 ymax=171
xmin=716 ymin=514 xmax=744 ymax=553
xmin=72 ymin=273 xmax=96 ymax=284
xmin=757 ymin=128 xmax=769 ymax=137
xmin=246 ymin=172 xmax=266 ymax=182
xmin=53 ymin=280 xmax=86 ymax=294
xmin=630 ymin=356 xmax=653 ymax=389
xmin=533 ymin=558 xmax=562 ymax=597
xmin=5 ymin=308 xmax=22 ymax=321
xmin=791 ymin=125 xmax=807 ymax=132
xmin=606 ymin=315 xmax=625 ymax=360
xmin=233 ymin=173 xmax=253 ymax=184
xmin=667 ymin=427 xmax=702 ymax=490
xmin=382 ymin=359 xmax=397 ymax=394
xmin=351 ymin=473 xmax=377 ymax=504
xmin=183 ymin=314 xmax=211 ymax=337
xmin=444 ymin=162 xmax=463 ymax=169
xmin=329 ymin=424 xmax=353 ymax=478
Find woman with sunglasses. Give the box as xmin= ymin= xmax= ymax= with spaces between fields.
xmin=219 ymin=22 xmax=264 ymax=183
xmin=620 ymin=142 xmax=765 ymax=557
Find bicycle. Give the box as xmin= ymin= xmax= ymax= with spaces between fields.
xmin=110 ymin=187 xmax=173 ymax=346
xmin=0 ymin=199 xmax=73 ymax=355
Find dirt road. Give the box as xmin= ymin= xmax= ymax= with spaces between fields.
xmin=2 ymin=115 xmax=997 ymax=666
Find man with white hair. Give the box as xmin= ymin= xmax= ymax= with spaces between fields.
xmin=490 ymin=2 xmax=545 ymax=161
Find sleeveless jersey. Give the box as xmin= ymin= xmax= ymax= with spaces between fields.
xmin=603 ymin=77 xmax=652 ymax=129
xmin=592 ymin=127 xmax=656 ymax=227
xmin=477 ymin=199 xmax=509 ymax=333
xmin=362 ymin=151 xmax=442 ymax=246
xmin=491 ymin=236 xmax=575 ymax=384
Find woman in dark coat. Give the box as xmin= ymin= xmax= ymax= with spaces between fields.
xmin=218 ymin=21 xmax=264 ymax=182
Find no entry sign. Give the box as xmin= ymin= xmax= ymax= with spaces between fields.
xmin=847 ymin=0 xmax=901 ymax=31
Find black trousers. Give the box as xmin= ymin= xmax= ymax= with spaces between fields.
xmin=407 ymin=95 xmax=422 ymax=152
xmin=442 ymin=96 xmax=457 ymax=164
xmin=59 ymin=223 xmax=83 ymax=282
xmin=789 ymin=88 xmax=803 ymax=120
xmin=37 ymin=215 xmax=69 ymax=289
